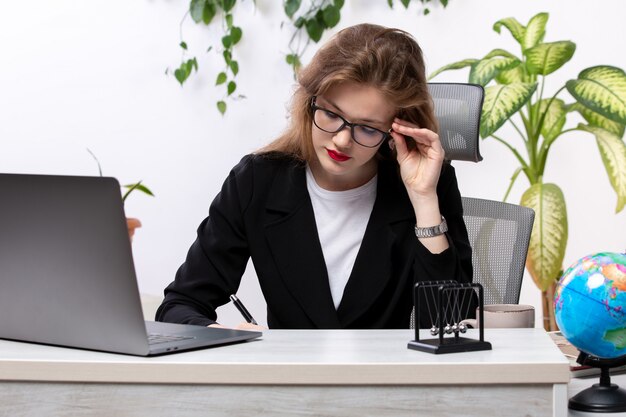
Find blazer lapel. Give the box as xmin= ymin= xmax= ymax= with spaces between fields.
xmin=337 ymin=162 xmax=414 ymax=327
xmin=263 ymin=165 xmax=341 ymax=328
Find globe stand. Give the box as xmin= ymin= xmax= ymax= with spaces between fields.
xmin=569 ymin=352 xmax=626 ymax=413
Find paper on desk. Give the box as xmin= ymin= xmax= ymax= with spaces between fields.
xmin=548 ymin=331 xmax=626 ymax=377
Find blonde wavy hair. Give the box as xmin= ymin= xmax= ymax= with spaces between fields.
xmin=258 ymin=23 xmax=437 ymax=162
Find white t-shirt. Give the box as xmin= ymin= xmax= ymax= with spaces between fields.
xmin=306 ymin=166 xmax=377 ymax=309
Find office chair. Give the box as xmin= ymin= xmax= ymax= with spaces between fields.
xmin=460 ymin=196 xmax=535 ymax=305
xmin=409 ymin=197 xmax=534 ymax=328
xmin=428 ymin=82 xmax=484 ymax=163
xmin=409 ymin=83 xmax=535 ymax=328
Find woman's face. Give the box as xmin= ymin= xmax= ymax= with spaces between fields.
xmin=309 ymin=82 xmax=396 ymax=191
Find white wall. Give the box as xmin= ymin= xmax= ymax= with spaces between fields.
xmin=1 ymin=0 xmax=624 ymax=328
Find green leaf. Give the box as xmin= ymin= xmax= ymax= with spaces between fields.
xmin=230 ymin=26 xmax=242 ymax=45
xmin=123 ymin=182 xmax=155 ymax=197
xmin=175 ymin=59 xmax=197 ymax=86
xmin=191 ymin=0 xmax=216 ymax=24
xmin=305 ymin=18 xmax=324 ymax=42
xmin=202 ymin=0 xmax=217 ymax=24
xmin=483 ymin=48 xmax=519 ymax=60
xmin=322 ymin=5 xmax=340 ymax=28
xmin=223 ymin=50 xmax=232 ymax=64
xmin=469 ymin=55 xmax=520 ymax=86
xmin=495 ymin=64 xmax=527 ymax=84
xmin=493 ymin=17 xmax=526 ymax=47
xmin=387 ymin=0 xmax=393 ymax=8
xmin=180 ymin=41 xmax=188 ymax=50
xmin=286 ymin=53 xmax=302 ymax=70
xmin=535 ymin=98 xmax=567 ymax=142
xmin=314 ymin=10 xmax=327 ymax=29
xmin=217 ymin=100 xmax=227 ymax=114
xmin=216 ymin=71 xmax=227 ymax=85
xmin=222 ymin=35 xmax=232 ymax=48
xmin=423 ymin=8 xmax=430 ymax=15
xmin=521 ymin=183 xmax=568 ymax=291
xmin=440 ymin=0 xmax=448 ymax=7
xmin=569 ymin=103 xmax=625 ymax=137
xmin=190 ymin=0 xmax=206 ymax=24
xmin=523 ymin=12 xmax=549 ymax=50
xmin=566 ymin=66 xmax=626 ymax=125
xmin=480 ymin=82 xmax=537 ymax=137
xmin=400 ymin=0 xmax=411 ymax=7
xmin=227 ymin=80 xmax=237 ymax=95
xmin=225 ymin=13 xmax=233 ymax=29
xmin=294 ymin=17 xmax=305 ymax=28
xmin=221 ymin=0 xmax=236 ymax=12
xmin=174 ymin=68 xmax=188 ymax=85
xmin=578 ymin=124 xmax=626 ymax=212
xmin=184 ymin=60 xmax=193 ymax=75
xmin=525 ymin=41 xmax=576 ymax=76
xmin=229 ymin=60 xmax=239 ymax=76
xmin=284 ymin=0 xmax=301 ymax=18
xmin=428 ymin=59 xmax=478 ymax=80
xmin=184 ymin=58 xmax=197 ymax=74
xmin=334 ymin=0 xmax=345 ymax=8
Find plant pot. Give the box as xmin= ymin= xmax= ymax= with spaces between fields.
xmin=126 ymin=217 xmax=142 ymax=242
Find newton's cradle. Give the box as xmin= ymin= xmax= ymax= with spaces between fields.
xmin=408 ymin=280 xmax=492 ymax=354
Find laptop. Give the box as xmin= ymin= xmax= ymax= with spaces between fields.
xmin=0 ymin=173 xmax=261 ymax=356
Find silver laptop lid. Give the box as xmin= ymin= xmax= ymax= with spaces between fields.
xmin=0 ymin=173 xmax=150 ymax=355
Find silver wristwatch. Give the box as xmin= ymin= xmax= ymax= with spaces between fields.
xmin=414 ymin=216 xmax=448 ymax=238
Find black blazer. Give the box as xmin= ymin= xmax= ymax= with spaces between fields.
xmin=156 ymin=153 xmax=473 ymax=329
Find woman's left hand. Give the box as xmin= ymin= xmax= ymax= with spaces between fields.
xmin=391 ymin=118 xmax=449 ymax=254
xmin=390 ymin=118 xmax=445 ymax=199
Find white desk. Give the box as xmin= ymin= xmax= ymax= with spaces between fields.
xmin=0 ymin=329 xmax=570 ymax=417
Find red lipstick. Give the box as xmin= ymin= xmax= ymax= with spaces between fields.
xmin=327 ymin=149 xmax=350 ymax=162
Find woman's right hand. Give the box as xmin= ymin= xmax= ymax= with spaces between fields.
xmin=235 ymin=322 xmax=266 ymax=331
xmin=209 ymin=322 xmax=266 ymax=331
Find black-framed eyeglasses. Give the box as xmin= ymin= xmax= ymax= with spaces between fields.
xmin=310 ymin=97 xmax=392 ymax=148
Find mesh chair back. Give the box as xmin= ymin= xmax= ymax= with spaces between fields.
xmin=408 ymin=197 xmax=535 ymax=328
xmin=461 ymin=197 xmax=535 ymax=305
xmin=428 ymin=83 xmax=484 ymax=163
xmin=409 ymin=84 xmax=533 ymax=328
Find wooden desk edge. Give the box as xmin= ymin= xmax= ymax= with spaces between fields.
xmin=1 ymin=361 xmax=571 ymax=385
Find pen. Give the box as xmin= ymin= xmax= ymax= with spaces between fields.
xmin=230 ymin=294 xmax=258 ymax=325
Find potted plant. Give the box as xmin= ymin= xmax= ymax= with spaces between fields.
xmin=429 ymin=12 xmax=626 ymax=330
xmin=122 ymin=181 xmax=155 ymax=241
xmin=87 ymin=149 xmax=155 ymax=241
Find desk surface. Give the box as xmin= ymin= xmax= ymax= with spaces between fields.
xmin=0 ymin=328 xmax=570 ymax=385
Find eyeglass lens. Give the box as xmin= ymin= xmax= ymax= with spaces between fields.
xmin=313 ymin=107 xmax=387 ymax=147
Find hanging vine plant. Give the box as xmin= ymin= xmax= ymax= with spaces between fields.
xmin=168 ymin=0 xmax=450 ymax=114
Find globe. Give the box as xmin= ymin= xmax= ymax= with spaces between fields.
xmin=554 ymin=252 xmax=626 ymax=359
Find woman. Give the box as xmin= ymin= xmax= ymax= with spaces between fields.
xmin=156 ymin=23 xmax=473 ymax=330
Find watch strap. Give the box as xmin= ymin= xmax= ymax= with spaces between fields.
xmin=414 ymin=216 xmax=448 ymax=238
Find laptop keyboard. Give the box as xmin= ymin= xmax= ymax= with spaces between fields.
xmin=148 ymin=333 xmax=195 ymax=345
